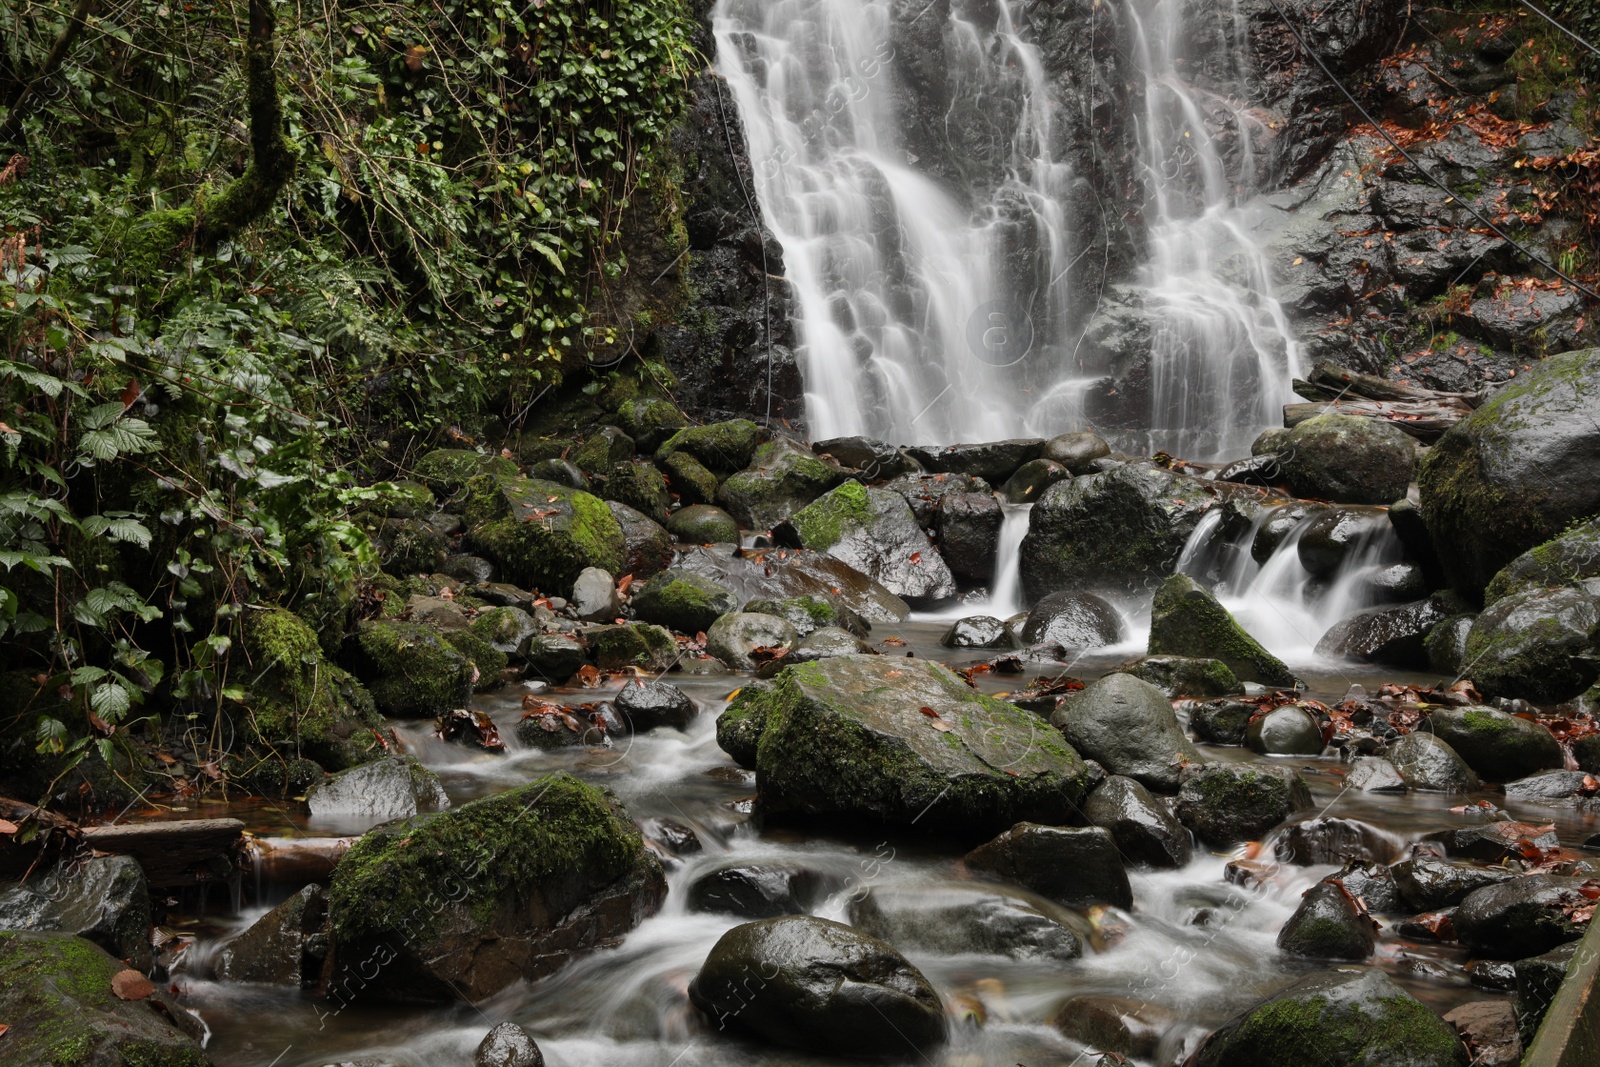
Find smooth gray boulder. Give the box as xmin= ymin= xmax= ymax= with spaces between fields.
xmin=306 ymin=755 xmax=451 ymax=823
xmin=1050 ymin=673 xmax=1202 ymax=793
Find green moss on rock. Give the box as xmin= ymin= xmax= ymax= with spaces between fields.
xmin=462 ymin=474 xmax=625 ymax=597
xmin=442 ymin=629 xmax=509 ymax=691
xmin=340 ymin=619 xmax=474 ymax=718
xmin=653 ymin=418 xmax=761 ymax=477
xmin=1148 ymin=574 xmax=1296 ymax=687
xmin=662 ymin=449 xmax=720 ymax=505
xmin=413 ymin=448 xmax=520 ymax=498
xmin=788 ymin=480 xmax=874 ymax=552
xmin=631 ymin=570 xmax=739 ymax=633
xmin=584 ymin=622 xmax=678 ymax=671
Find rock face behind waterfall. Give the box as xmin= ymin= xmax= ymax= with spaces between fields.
xmin=720 ymin=655 xmax=1089 ymax=834
xmin=1020 ymin=464 xmax=1219 ymax=597
xmin=1419 ymin=348 xmax=1600 ymax=597
xmin=326 ymin=773 xmax=665 ymax=1002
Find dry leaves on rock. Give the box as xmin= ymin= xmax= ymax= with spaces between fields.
xmin=111 ymin=970 xmax=154 ymax=1000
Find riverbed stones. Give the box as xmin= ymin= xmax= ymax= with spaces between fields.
xmin=0 ymin=931 xmax=209 ymax=1066
xmin=1189 ymin=699 xmax=1254 ymax=745
xmin=1453 ymin=875 xmax=1593 ymax=958
xmin=1020 ymin=463 xmax=1216 ymax=596
xmin=1174 ymin=764 xmax=1314 ymax=846
xmin=661 ymin=448 xmax=720 ymax=506
xmin=1297 ymin=508 xmax=1391 ymax=578
xmin=1279 ymin=413 xmax=1415 ymax=505
xmin=1346 ymin=756 xmax=1407 ymax=793
xmin=1192 ymin=966 xmax=1468 ymax=1067
xmin=306 ymin=755 xmax=451 ymax=823
xmin=1042 ymin=431 xmax=1111 ymax=472
xmin=688 ymin=916 xmax=946 ymax=1057
xmin=584 ymin=622 xmax=677 ymax=671
xmin=784 ymin=481 xmax=957 ymax=601
xmin=1420 ymin=706 xmax=1561 ymax=782
xmin=0 ymin=855 xmax=152 ymax=971
xmin=326 ymin=773 xmax=665 ymax=1002
xmin=1274 ymin=817 xmax=1397 ymax=866
xmin=612 ymin=679 xmax=697 ymax=732
xmin=687 ymin=863 xmax=834 ymax=920
xmin=462 ymin=474 xmax=625 ymax=598
xmin=1315 ymin=596 xmax=1455 ymax=668
xmin=523 ymin=633 xmax=587 ymax=682
xmin=941 ymin=615 xmax=1017 ymax=649
xmin=732 ymin=655 xmax=1089 ymax=834
xmin=1443 ymin=1001 xmax=1520 ymax=1067
xmin=216 ymin=884 xmax=327 ymax=986
xmin=1418 ymin=347 xmax=1600 ymax=595
xmin=706 ymin=611 xmax=799 ymax=671
xmin=1277 ymin=882 xmax=1375 ymax=960
xmin=855 ymin=882 xmax=1085 ymax=963
xmin=811 ymin=435 xmax=916 ymax=478
xmin=1391 ymin=852 xmax=1515 ymax=911
xmin=744 ymin=594 xmax=867 ymax=638
xmin=965 ymin=823 xmax=1133 ymax=908
xmin=793 ymin=626 xmax=873 ymax=661
xmin=606 ymin=500 xmax=673 ymax=578
xmin=717 ymin=437 xmax=847 ymax=531
xmin=906 ymin=439 xmax=1044 ymax=483
xmin=630 ymin=568 xmax=739 ymax=633
xmin=341 ymin=620 xmax=475 ymax=718
xmin=666 ymin=503 xmax=740 ymax=544
xmin=1246 ymin=705 xmax=1325 ymax=756
xmin=1461 ymin=586 xmax=1600 ymax=702
xmin=1388 ymin=731 xmax=1480 ymax=793
xmin=1119 ymin=656 xmax=1240 ymax=698
xmin=1082 ymin=775 xmax=1192 ymax=868
xmin=1147 ymin=574 xmax=1295 ymax=686
xmin=1051 ymin=995 xmax=1173 ymax=1059
xmin=1050 ymin=672 xmax=1202 ymax=793
xmin=568 ymin=566 xmax=619 ymax=622
xmin=1020 ymin=590 xmax=1125 ymax=649
xmin=474 ymin=1022 xmax=544 ymax=1067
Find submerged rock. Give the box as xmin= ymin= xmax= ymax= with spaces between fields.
xmin=1148 ymin=574 xmax=1296 ymax=687
xmin=1082 ymin=775 xmax=1192 ymax=868
xmin=326 ymin=773 xmax=666 ymax=1002
xmin=1420 ymin=706 xmax=1561 ymax=782
xmin=688 ymin=916 xmax=946 ymax=1057
xmin=1277 ymin=882 xmax=1375 ymax=960
xmin=687 ymin=864 xmax=835 ymax=920
xmin=1418 ymin=347 xmax=1600 ymax=595
xmin=1020 ymin=591 xmax=1125 ymax=649
xmin=1193 ymin=966 xmax=1468 ymax=1067
xmin=1049 ymin=675 xmax=1203 ymax=793
xmin=1175 ymin=764 xmax=1314 ymax=846
xmin=965 ymin=823 xmax=1133 ymax=909
xmin=731 ymin=656 xmax=1089 ymax=834
xmin=1388 ymin=732 xmax=1480 ymax=793
xmin=216 ymin=884 xmax=327 ymax=986
xmin=848 ymin=883 xmax=1083 ymax=963
xmin=0 ymin=931 xmax=209 ymax=1066
xmin=1050 ymin=673 xmax=1202 ymax=793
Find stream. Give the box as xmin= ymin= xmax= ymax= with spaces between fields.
xmin=169 ymin=613 xmax=1597 ymax=1067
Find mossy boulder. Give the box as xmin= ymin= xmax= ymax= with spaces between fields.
xmin=326 ymin=773 xmax=665 ymax=1002
xmin=1193 ymin=966 xmax=1468 ymax=1067
xmin=613 ymin=397 xmax=687 ymax=449
xmin=666 ymin=503 xmax=741 ymax=544
xmin=592 ymin=460 xmax=670 ymax=524
xmin=654 ymin=418 xmax=762 ymax=477
xmin=1119 ymin=655 xmax=1240 ymax=698
xmin=740 ymin=655 xmax=1090 ymax=834
xmin=470 ymin=606 xmax=541 ymax=659
xmin=1276 ymin=883 xmax=1375 ymax=960
xmin=241 ymin=609 xmax=391 ymax=770
xmin=1279 ymin=413 xmax=1416 ymax=505
xmin=1175 ymin=763 xmax=1314 ymax=845
xmin=571 ymin=426 xmax=634 ymax=474
xmin=661 ymin=450 xmax=720 ymax=505
xmin=1418 ymin=347 xmax=1600 ymax=597
xmin=1421 ymin=706 xmax=1562 ymax=782
xmin=1019 ymin=463 xmax=1218 ymax=597
xmin=743 ymin=595 xmax=866 ymax=638
xmin=1460 ymin=586 xmax=1600 ymax=702
xmin=785 ymin=481 xmax=957 ymax=601
xmin=462 ymin=473 xmax=626 ymax=597
xmin=0 ymin=930 xmax=209 ymax=1066
xmin=716 ymin=684 xmax=771 ymax=769
xmin=372 ymin=517 xmax=450 ymax=577
xmin=716 ymin=437 xmax=848 ymax=531
xmin=443 ymin=629 xmax=509 ymax=690
xmin=340 ymin=619 xmax=475 ymax=718
xmin=581 ymin=622 xmax=678 ymax=671
xmin=413 ymin=448 xmax=520 ymax=498
xmin=1148 ymin=574 xmax=1296 ymax=687
xmin=631 ymin=569 xmax=740 ymax=634
xmin=1484 ymin=517 xmax=1600 ymax=605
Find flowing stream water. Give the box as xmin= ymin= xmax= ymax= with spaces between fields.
xmin=151 ymin=4 xmax=1582 ymax=1064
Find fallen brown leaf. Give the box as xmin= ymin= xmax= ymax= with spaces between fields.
xmin=111 ymin=970 xmax=154 ymax=1000
xmin=0 ymin=819 xmax=16 ymax=835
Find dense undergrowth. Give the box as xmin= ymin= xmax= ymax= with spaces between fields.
xmin=0 ymin=0 xmax=694 ymax=802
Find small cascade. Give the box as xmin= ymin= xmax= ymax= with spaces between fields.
xmin=1177 ymin=505 xmax=1406 ymax=663
xmin=984 ymin=502 xmax=1033 ymax=618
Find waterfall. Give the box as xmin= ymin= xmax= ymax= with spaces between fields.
xmin=712 ymin=0 xmax=1088 ymax=444
xmin=1177 ymin=506 xmax=1406 ymax=664
xmin=1126 ymin=0 xmax=1301 ymax=460
xmin=985 ymin=502 xmax=1033 ymax=618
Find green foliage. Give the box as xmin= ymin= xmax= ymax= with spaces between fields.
xmin=0 ymin=0 xmax=695 ymax=799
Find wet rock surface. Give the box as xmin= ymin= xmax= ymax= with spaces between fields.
xmin=848 ymin=883 xmax=1084 ymax=963
xmin=1050 ymin=673 xmax=1202 ymax=793
xmin=965 ymin=823 xmax=1133 ymax=909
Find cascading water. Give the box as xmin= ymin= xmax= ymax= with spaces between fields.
xmin=1125 ymin=0 xmax=1301 ymax=461
xmin=713 ymin=0 xmax=1089 ymax=444
xmin=1176 ymin=506 xmax=1407 ymax=663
